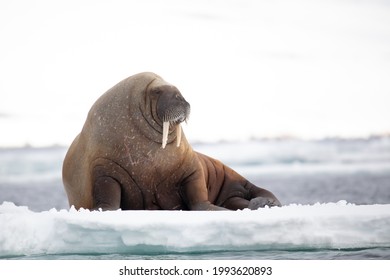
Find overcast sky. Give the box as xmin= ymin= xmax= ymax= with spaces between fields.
xmin=1 ymin=0 xmax=390 ymax=147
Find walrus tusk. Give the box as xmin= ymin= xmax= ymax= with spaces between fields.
xmin=162 ymin=121 xmax=169 ymax=148
xmin=176 ymin=124 xmax=182 ymax=147
xmin=162 ymin=122 xmax=182 ymax=148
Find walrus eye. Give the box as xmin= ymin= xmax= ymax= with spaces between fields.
xmin=151 ymin=88 xmax=161 ymax=96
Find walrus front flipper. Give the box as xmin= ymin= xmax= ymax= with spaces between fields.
xmin=220 ymin=196 xmax=250 ymax=210
xmin=93 ymin=177 xmax=121 ymax=211
xmin=190 ymin=201 xmax=228 ymax=211
xmin=181 ymin=183 xmax=227 ymax=211
xmin=180 ymin=165 xmax=227 ymax=211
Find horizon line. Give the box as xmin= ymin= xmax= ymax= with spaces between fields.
xmin=1 ymin=133 xmax=389 ymax=150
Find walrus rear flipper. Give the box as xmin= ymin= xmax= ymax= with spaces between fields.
xmin=245 ymin=181 xmax=282 ymax=209
xmin=202 ymin=158 xmax=281 ymax=210
xmin=219 ymin=181 xmax=282 ymax=210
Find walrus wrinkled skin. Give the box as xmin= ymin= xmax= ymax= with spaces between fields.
xmin=62 ymin=72 xmax=281 ymax=211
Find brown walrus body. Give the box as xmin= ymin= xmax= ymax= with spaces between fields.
xmin=62 ymin=72 xmax=281 ymax=210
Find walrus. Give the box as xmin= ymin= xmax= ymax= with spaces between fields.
xmin=62 ymin=72 xmax=281 ymax=211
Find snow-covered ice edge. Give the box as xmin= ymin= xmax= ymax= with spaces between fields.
xmin=1 ymin=201 xmax=389 ymax=257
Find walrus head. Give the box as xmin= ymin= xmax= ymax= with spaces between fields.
xmin=152 ymin=85 xmax=190 ymax=148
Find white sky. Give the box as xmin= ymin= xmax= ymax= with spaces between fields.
xmin=1 ymin=0 xmax=390 ymax=147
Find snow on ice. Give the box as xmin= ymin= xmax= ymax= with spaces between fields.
xmin=1 ymin=201 xmax=389 ymax=257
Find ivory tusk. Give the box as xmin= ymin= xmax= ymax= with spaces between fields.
xmin=176 ymin=124 xmax=182 ymax=147
xmin=162 ymin=121 xmax=169 ymax=148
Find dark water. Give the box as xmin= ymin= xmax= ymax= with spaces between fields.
xmin=6 ymin=248 xmax=390 ymax=260
xmin=1 ymin=171 xmax=389 ymax=212
xmin=0 ymin=179 xmax=68 ymax=212
xmin=255 ymin=172 xmax=390 ymax=206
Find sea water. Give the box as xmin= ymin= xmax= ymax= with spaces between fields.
xmin=1 ymin=138 xmax=390 ymax=259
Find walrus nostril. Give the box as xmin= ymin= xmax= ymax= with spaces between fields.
xmin=157 ymin=95 xmax=190 ymax=123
